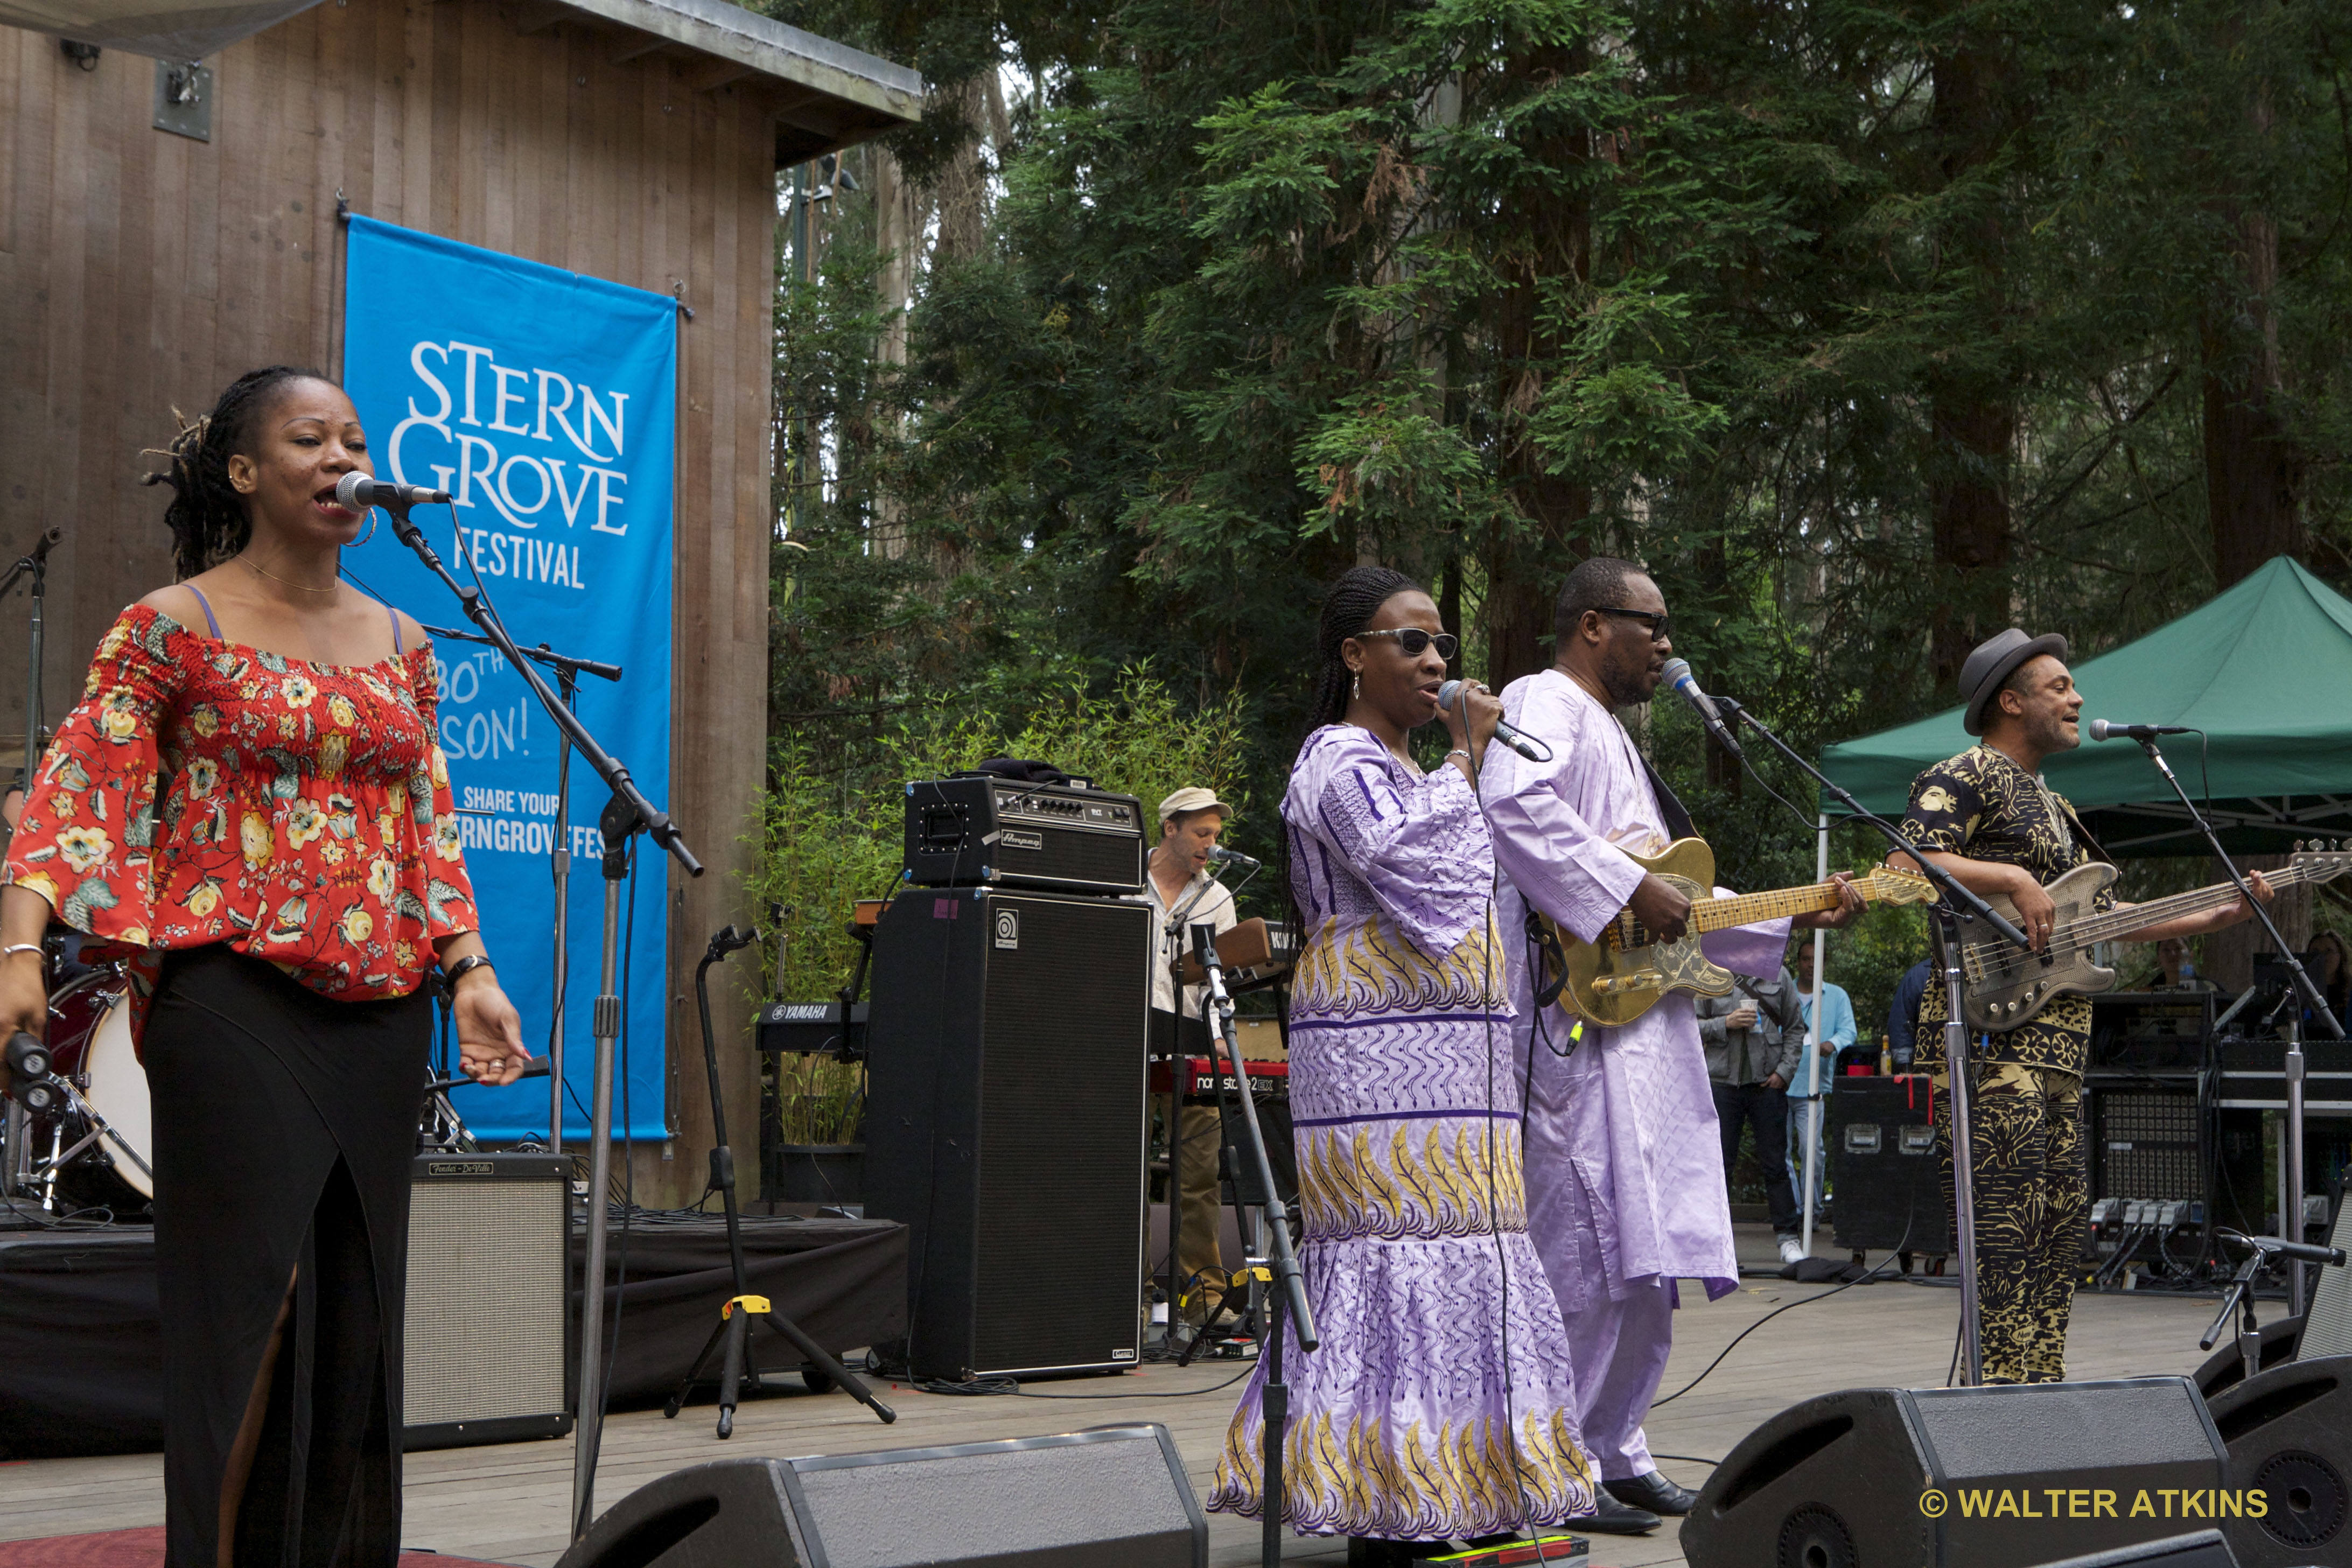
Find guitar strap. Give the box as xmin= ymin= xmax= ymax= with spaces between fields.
xmin=1641 ymin=753 xmax=1697 ymax=843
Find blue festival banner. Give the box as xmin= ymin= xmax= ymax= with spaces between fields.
xmin=342 ymin=214 xmax=675 ymax=1140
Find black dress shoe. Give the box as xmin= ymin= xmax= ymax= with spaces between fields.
xmin=1605 ymin=1471 xmax=1696 ymax=1516
xmin=1578 ymin=1494 xmax=1662 ymax=1535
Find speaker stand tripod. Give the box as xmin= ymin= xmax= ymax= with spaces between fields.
xmin=663 ymin=924 xmax=895 ymax=1438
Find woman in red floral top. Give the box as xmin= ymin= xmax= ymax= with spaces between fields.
xmin=0 ymin=366 xmax=527 ymax=1567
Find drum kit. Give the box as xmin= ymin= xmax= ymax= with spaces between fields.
xmin=1 ymin=933 xmax=154 ymax=1216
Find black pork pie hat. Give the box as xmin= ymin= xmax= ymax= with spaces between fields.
xmin=1959 ymin=628 xmax=2070 ymax=736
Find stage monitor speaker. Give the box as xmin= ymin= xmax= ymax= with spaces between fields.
xmin=1828 ymin=1076 xmax=1951 ymax=1256
xmin=1681 ymin=1377 xmax=2227 ymax=1568
xmin=2297 ymin=1201 xmax=2352 ymax=1361
xmin=552 ymin=1422 xmax=1207 ymax=1568
xmin=2204 ymin=1354 xmax=2352 ymax=1566
xmin=403 ymin=1152 xmax=572 ymax=1450
xmin=2031 ymin=1530 xmax=2239 ymax=1568
xmin=864 ymin=888 xmax=1151 ymax=1381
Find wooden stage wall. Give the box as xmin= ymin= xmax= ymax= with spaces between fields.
xmin=0 ymin=0 xmax=782 ymax=1202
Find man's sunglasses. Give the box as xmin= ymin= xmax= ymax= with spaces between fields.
xmin=1595 ymin=606 xmax=1671 ymax=642
xmin=1356 ymin=628 xmax=1461 ymax=661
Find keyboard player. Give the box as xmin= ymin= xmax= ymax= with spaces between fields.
xmin=1136 ymin=786 xmax=1239 ymax=1324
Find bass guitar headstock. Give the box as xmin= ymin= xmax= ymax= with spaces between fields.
xmin=2292 ymin=840 xmax=2352 ymax=885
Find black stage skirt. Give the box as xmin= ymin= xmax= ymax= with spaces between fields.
xmin=143 ymin=944 xmax=430 ymax=1568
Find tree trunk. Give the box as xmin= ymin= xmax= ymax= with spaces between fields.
xmin=1487 ymin=43 xmax=1591 ymax=687
xmin=2202 ymin=72 xmax=2304 ymax=587
xmin=1923 ymin=36 xmax=2019 ymax=695
xmin=870 ymin=146 xmax=927 ymax=559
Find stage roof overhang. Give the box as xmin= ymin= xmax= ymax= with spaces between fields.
xmin=3 ymin=0 xmax=921 ymax=162
xmin=1818 ymin=557 xmax=2352 ymax=856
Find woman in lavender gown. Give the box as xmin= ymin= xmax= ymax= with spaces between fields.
xmin=1208 ymin=567 xmax=1597 ymax=1562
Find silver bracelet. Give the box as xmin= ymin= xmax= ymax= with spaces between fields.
xmin=1446 ymin=748 xmax=1472 ymax=763
xmin=1 ymin=942 xmax=41 ymax=962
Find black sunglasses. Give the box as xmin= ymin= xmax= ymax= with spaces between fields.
xmin=1356 ymin=628 xmax=1461 ymax=661
xmin=1595 ymin=606 xmax=1671 ymax=642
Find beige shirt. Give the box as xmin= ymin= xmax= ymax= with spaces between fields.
xmin=1134 ymin=862 xmax=1238 ymax=1019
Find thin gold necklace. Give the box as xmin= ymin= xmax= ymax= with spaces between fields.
xmin=241 ymin=555 xmax=340 ymax=596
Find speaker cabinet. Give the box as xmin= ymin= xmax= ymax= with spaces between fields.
xmin=2033 ymin=1530 xmax=2240 ymax=1568
xmin=2298 ymin=1202 xmax=2352 ymax=1361
xmin=554 ymin=1422 xmax=1207 ymax=1568
xmin=1829 ymin=1076 xmax=1951 ymax=1256
xmin=2206 ymin=1354 xmax=2352 ymax=1566
xmin=864 ymin=889 xmax=1152 ymax=1381
xmin=403 ymin=1152 xmax=572 ymax=1450
xmin=1682 ymin=1379 xmax=2227 ymax=1568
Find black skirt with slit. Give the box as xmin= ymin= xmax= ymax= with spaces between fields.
xmin=143 ymin=944 xmax=431 ymax=1568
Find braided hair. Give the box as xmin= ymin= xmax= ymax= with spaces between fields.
xmin=1303 ymin=564 xmax=1420 ymax=734
xmin=142 ymin=366 xmax=331 ymax=580
xmin=1284 ymin=564 xmax=1424 ymax=947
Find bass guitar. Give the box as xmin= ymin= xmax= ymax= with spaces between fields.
xmin=1957 ymin=840 xmax=2352 ymax=1030
xmin=1548 ymin=838 xmax=1936 ymax=1027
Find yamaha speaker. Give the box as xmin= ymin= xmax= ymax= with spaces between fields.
xmin=2206 ymin=1354 xmax=2352 ymax=1566
xmin=2032 ymin=1531 xmax=2240 ymax=1568
xmin=402 ymin=1152 xmax=572 ymax=1450
xmin=1682 ymin=1378 xmax=2227 ymax=1568
xmin=864 ymin=888 xmax=1152 ymax=1381
xmin=553 ymin=1423 xmax=1206 ymax=1568
xmin=2297 ymin=1201 xmax=2352 ymax=1360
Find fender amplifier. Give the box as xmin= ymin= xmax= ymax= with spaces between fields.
xmin=403 ymin=1152 xmax=572 ymax=1449
xmin=902 ymin=776 xmax=1145 ymax=895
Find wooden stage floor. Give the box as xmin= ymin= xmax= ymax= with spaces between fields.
xmin=0 ymin=1226 xmax=2235 ymax=1568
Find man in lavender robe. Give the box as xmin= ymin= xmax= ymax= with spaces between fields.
xmin=1479 ymin=558 xmax=1860 ymax=1523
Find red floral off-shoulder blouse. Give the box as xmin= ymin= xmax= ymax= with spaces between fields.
xmin=3 ymin=603 xmax=480 ymax=1036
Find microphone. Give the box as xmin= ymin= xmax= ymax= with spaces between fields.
xmin=1207 ymin=845 xmax=1260 ymax=869
xmin=1436 ymin=680 xmax=1549 ymax=762
xmin=335 ymin=472 xmax=452 ymax=512
xmin=1659 ymin=658 xmax=1744 ymax=760
xmin=2088 ymin=719 xmax=2194 ymax=742
xmin=26 ymin=527 xmax=63 ymax=563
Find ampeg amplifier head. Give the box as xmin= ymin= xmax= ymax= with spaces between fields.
xmin=901 ymin=775 xmax=1145 ymax=895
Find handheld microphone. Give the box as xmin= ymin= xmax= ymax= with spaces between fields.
xmin=1436 ymin=680 xmax=1549 ymax=762
xmin=2088 ymin=719 xmax=2194 ymax=742
xmin=1207 ymin=845 xmax=1261 ymax=869
xmin=1659 ymin=658 xmax=1745 ymax=760
xmin=335 ymin=472 xmax=452 ymax=512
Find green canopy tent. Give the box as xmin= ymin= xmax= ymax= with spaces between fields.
xmin=1817 ymin=557 xmax=2352 ymax=856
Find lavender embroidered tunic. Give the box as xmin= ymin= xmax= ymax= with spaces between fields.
xmin=1207 ymin=725 xmax=1597 ymax=1540
xmin=1479 ymin=671 xmax=1790 ymax=1305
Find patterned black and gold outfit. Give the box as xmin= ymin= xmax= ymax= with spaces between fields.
xmin=1903 ymin=744 xmax=2111 ymax=1385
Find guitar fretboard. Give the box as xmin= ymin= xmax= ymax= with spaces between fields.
xmin=1690 ymin=881 xmax=1850 ymax=934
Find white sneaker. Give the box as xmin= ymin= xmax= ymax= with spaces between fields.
xmin=1778 ymin=1235 xmax=1805 ymax=1265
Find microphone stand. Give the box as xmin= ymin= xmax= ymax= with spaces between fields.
xmin=375 ymin=502 xmax=702 ymax=1543
xmin=424 ymin=622 xmax=622 ymax=1156
xmin=1718 ymin=698 xmax=2032 ymax=1386
xmin=0 ymin=525 xmax=60 ymax=1200
xmin=2123 ymin=735 xmax=2342 ymax=1313
xmin=1192 ymin=921 xmax=1315 ymax=1568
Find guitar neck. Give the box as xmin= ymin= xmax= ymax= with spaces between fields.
xmin=1691 ymin=881 xmax=1847 ymax=934
xmin=2065 ymin=861 xmax=2325 ymax=946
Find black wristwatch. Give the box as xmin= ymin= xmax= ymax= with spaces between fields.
xmin=444 ymin=953 xmax=494 ymax=988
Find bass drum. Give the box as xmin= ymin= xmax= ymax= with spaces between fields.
xmin=57 ymin=992 xmax=155 ymax=1211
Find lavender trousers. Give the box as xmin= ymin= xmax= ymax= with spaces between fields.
xmin=1528 ymin=1140 xmax=1675 ymax=1483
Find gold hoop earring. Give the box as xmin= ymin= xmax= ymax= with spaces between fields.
xmin=355 ymin=513 xmax=379 ymax=549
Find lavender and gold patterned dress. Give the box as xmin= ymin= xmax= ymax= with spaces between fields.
xmin=1208 ymin=725 xmax=1597 ymax=1541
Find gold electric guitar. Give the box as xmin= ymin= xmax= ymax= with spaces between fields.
xmin=1546 ymin=839 xmax=1937 ymax=1027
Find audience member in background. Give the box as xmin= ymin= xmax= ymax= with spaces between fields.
xmin=2307 ymin=930 xmax=2351 ymax=1032
xmin=1698 ymin=964 xmax=1809 ymax=1264
xmin=1786 ymin=940 xmax=1855 ymax=1228
xmin=1887 ymin=957 xmax=1931 ymax=1072
xmin=2140 ymin=935 xmax=2218 ymax=993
